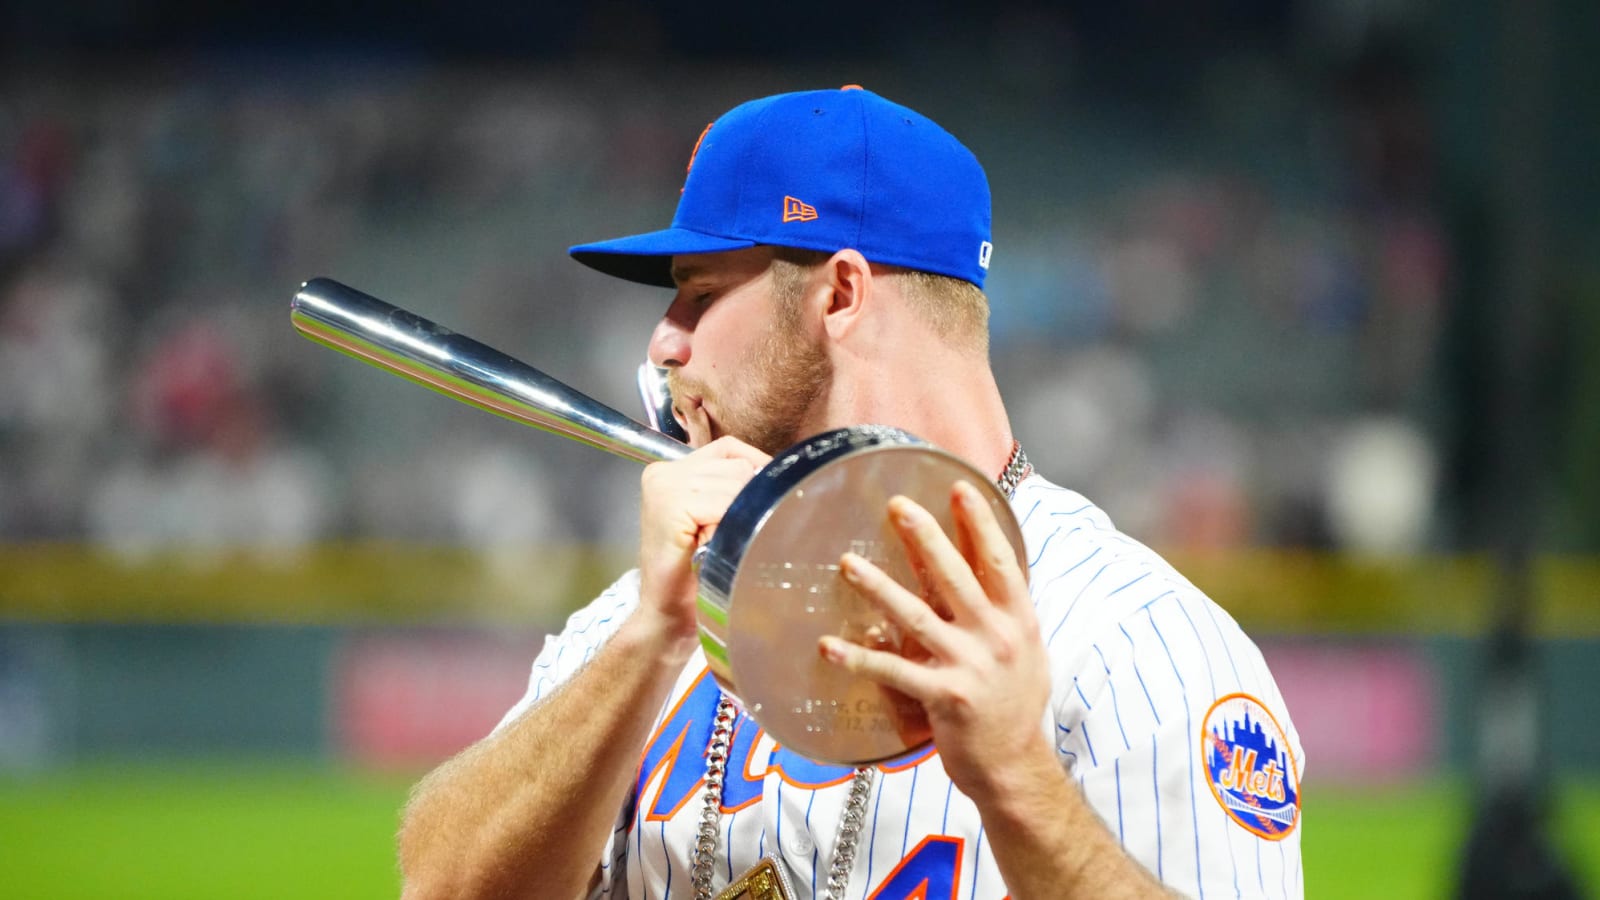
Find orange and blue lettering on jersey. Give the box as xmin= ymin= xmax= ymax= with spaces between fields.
xmin=636 ymin=669 xmax=911 ymax=819
xmin=633 ymin=670 xmax=965 ymax=899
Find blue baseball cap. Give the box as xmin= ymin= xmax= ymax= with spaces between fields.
xmin=569 ymin=86 xmax=994 ymax=288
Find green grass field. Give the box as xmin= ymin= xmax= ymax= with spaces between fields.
xmin=0 ymin=764 xmax=1595 ymax=898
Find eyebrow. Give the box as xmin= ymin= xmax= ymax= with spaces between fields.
xmin=669 ymin=263 xmax=706 ymax=286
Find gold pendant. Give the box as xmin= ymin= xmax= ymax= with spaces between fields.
xmin=712 ymin=856 xmax=796 ymax=900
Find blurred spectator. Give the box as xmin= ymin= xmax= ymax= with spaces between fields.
xmin=86 ymin=318 xmax=334 ymax=563
xmin=1325 ymin=416 xmax=1438 ymax=556
xmin=1155 ymin=410 xmax=1255 ymax=552
xmin=0 ymin=264 xmax=116 ymax=536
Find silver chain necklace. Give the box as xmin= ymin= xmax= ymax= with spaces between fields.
xmin=995 ymin=440 xmax=1032 ymax=500
xmin=690 ymin=442 xmax=1030 ymax=900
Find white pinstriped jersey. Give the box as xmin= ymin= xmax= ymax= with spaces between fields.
xmin=498 ymin=474 xmax=1305 ymax=898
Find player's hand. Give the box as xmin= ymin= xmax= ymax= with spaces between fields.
xmin=636 ymin=434 xmax=769 ymax=659
xmin=818 ymin=480 xmax=1052 ymax=796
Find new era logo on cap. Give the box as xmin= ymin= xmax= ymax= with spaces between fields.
xmin=782 ymin=196 xmax=818 ymax=223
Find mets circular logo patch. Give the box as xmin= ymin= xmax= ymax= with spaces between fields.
xmin=1201 ymin=693 xmax=1300 ymax=839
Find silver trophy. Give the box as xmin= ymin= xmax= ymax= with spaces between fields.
xmin=291 ymin=278 xmax=1026 ymax=765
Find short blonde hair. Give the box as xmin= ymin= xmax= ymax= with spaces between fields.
xmin=770 ymin=247 xmax=989 ymax=352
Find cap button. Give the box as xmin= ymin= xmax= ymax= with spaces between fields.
xmin=840 ymin=84 xmax=864 ymax=91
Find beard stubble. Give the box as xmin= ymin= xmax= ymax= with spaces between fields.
xmin=668 ymin=305 xmax=832 ymax=456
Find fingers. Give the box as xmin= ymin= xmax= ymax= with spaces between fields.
xmin=641 ymin=436 xmax=768 ymax=504
xmin=826 ymin=479 xmax=1028 ymax=660
xmin=819 ymin=479 xmax=1046 ymax=780
xmin=840 ymin=552 xmax=966 ymax=660
xmin=701 ymin=434 xmax=772 ymax=470
xmin=818 ymin=633 xmax=942 ymax=702
xmin=884 ymin=492 xmax=992 ymax=625
xmin=641 ymin=456 xmax=759 ymax=537
xmin=660 ymin=462 xmax=742 ymax=543
xmin=950 ymin=480 xmax=1030 ymax=613
xmin=640 ymin=454 xmax=759 ymax=506
xmin=681 ymin=401 xmax=713 ymax=447
xmin=639 ymin=437 xmax=768 ymax=558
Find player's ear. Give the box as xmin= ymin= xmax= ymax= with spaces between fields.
xmin=820 ymin=248 xmax=871 ymax=341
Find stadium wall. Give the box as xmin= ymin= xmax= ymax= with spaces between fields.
xmin=1 ymin=623 xmax=1596 ymax=779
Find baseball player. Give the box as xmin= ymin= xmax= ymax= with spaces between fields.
xmin=398 ymin=87 xmax=1304 ymax=899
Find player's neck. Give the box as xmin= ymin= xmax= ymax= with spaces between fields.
xmin=822 ymin=348 xmax=1015 ymax=481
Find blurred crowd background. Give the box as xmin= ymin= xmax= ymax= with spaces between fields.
xmin=3 ymin=2 xmax=1594 ymax=562
xmin=1 ymin=0 xmax=1598 ymax=896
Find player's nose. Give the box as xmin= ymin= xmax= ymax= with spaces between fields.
xmin=647 ymin=310 xmax=691 ymax=369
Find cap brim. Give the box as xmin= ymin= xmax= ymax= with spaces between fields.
xmin=568 ymin=228 xmax=758 ymax=288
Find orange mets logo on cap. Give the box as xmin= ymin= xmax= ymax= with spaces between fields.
xmin=1201 ymin=693 xmax=1299 ymax=840
xmin=682 ymin=122 xmax=714 ymax=192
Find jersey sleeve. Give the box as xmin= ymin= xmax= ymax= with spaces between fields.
xmin=1050 ymin=583 xmax=1305 ymax=899
xmin=1016 ymin=479 xmax=1304 ymax=898
xmin=492 ymin=568 xmax=643 ymax=734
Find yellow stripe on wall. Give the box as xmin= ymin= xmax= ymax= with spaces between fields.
xmin=1 ymin=543 xmax=1597 ymax=635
